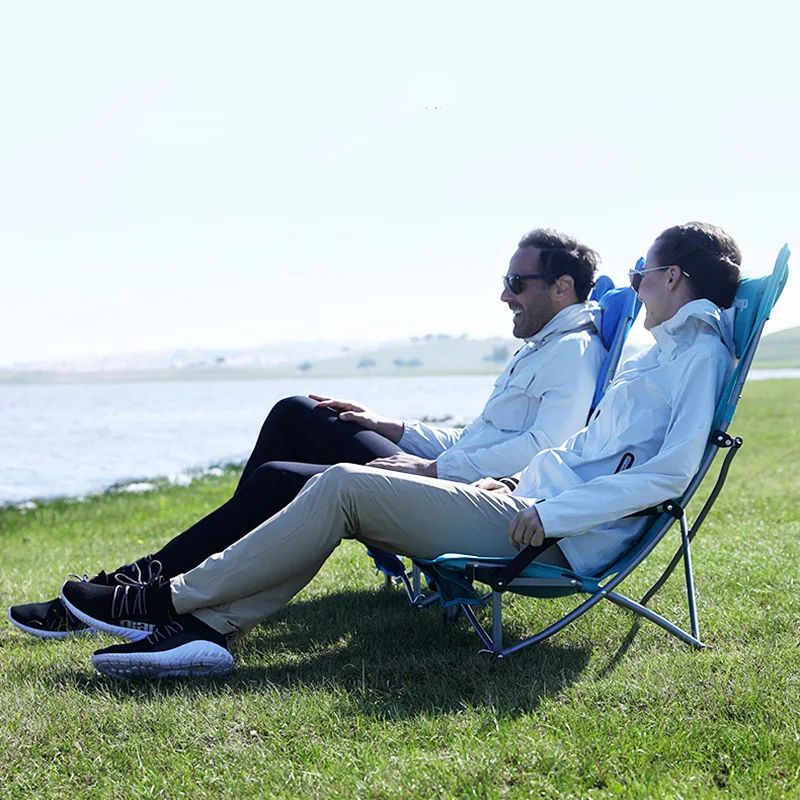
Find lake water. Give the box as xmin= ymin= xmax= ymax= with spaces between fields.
xmin=0 ymin=375 xmax=497 ymax=506
xmin=1 ymin=370 xmax=797 ymax=507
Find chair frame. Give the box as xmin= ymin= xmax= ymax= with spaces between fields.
xmin=457 ymin=417 xmax=742 ymax=656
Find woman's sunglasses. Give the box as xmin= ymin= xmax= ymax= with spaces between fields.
xmin=502 ymin=273 xmax=552 ymax=295
xmin=628 ymin=264 xmax=689 ymax=293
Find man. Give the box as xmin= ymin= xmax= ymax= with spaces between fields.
xmin=59 ymin=221 xmax=742 ymax=679
xmin=9 ymin=228 xmax=606 ymax=639
xmin=316 ymin=228 xmax=606 ymax=482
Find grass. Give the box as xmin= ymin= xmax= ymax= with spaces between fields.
xmin=1 ymin=379 xmax=799 ymax=799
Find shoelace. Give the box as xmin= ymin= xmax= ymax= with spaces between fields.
xmin=111 ymin=560 xmax=164 ymax=620
xmin=115 ymin=556 xmax=157 ymax=585
xmin=115 ymin=559 xmax=163 ymax=586
xmin=146 ymin=619 xmax=185 ymax=645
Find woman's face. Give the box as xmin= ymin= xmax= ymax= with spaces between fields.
xmin=638 ymin=240 xmax=681 ymax=330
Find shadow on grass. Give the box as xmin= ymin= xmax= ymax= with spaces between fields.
xmin=596 ymin=618 xmax=643 ymax=680
xmin=43 ymin=587 xmax=594 ymax=720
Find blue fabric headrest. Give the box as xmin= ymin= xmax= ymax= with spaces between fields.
xmin=731 ymin=249 xmax=789 ymax=357
xmin=590 ymin=275 xmax=615 ymax=301
xmin=598 ymin=287 xmax=640 ymax=349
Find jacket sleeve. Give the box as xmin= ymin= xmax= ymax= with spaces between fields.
xmin=398 ymin=420 xmax=466 ymax=458
xmin=535 ymin=347 xmax=726 ymax=538
xmin=435 ymin=337 xmax=602 ymax=483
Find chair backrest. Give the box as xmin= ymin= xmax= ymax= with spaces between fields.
xmin=589 ymin=265 xmax=643 ymax=410
xmin=714 ymin=244 xmax=791 ymax=429
xmin=601 ymin=244 xmax=791 ymax=581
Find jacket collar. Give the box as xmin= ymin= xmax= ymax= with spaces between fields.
xmin=650 ymin=299 xmax=736 ymax=362
xmin=523 ymin=302 xmax=600 ymax=347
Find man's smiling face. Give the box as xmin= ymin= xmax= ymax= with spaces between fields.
xmin=501 ymin=247 xmax=558 ymax=339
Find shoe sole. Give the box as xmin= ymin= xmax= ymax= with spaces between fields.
xmin=92 ymin=640 xmax=234 ymax=679
xmin=59 ymin=589 xmax=152 ymax=643
xmin=7 ymin=607 xmax=95 ymax=640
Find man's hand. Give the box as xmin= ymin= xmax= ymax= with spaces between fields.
xmin=472 ymin=477 xmax=511 ymax=494
xmin=309 ymin=394 xmax=404 ymax=443
xmin=508 ymin=505 xmax=546 ymax=550
xmin=366 ymin=453 xmax=437 ymax=477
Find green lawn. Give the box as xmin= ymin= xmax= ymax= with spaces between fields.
xmin=1 ymin=380 xmax=799 ymax=799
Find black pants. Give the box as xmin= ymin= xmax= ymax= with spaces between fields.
xmin=148 ymin=396 xmax=403 ymax=578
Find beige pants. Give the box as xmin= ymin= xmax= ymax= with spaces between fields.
xmin=171 ymin=463 xmax=565 ymax=637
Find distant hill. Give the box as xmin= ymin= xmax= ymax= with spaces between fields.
xmin=289 ymin=336 xmax=518 ymax=377
xmin=4 ymin=325 xmax=795 ymax=386
xmin=0 ymin=336 xmax=520 ymax=384
xmin=753 ymin=326 xmax=800 ymax=368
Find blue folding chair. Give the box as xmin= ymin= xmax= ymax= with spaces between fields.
xmin=416 ymin=246 xmax=790 ymax=656
xmin=371 ymin=273 xmax=643 ymax=605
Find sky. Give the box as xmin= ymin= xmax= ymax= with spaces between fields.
xmin=1 ymin=1 xmax=798 ymax=366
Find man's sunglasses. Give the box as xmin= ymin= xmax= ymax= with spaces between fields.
xmin=628 ymin=264 xmax=690 ymax=293
xmin=502 ymin=273 xmax=552 ymax=295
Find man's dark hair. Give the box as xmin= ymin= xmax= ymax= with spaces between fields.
xmin=517 ymin=228 xmax=599 ymax=303
xmin=654 ymin=222 xmax=741 ymax=309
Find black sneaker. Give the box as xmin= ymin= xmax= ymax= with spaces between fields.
xmin=8 ymin=598 xmax=92 ymax=639
xmin=60 ymin=561 xmax=173 ymax=642
xmin=7 ymin=572 xmax=110 ymax=640
xmin=92 ymin=617 xmax=233 ymax=679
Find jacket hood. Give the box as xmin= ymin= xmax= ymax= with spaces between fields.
xmin=524 ymin=302 xmax=601 ymax=346
xmin=650 ymin=299 xmax=736 ymax=362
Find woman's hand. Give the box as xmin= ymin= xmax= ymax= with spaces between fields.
xmin=309 ymin=394 xmax=404 ymax=443
xmin=508 ymin=505 xmax=546 ymax=550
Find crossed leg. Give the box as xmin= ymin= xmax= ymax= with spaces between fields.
xmin=170 ymin=463 xmax=560 ymax=638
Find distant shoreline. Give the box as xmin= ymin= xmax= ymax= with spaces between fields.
xmin=1 ymin=365 xmax=799 ymax=386
xmin=1 ymin=464 xmax=243 ymax=511
xmin=0 ymin=366 xmax=510 ymax=385
xmin=4 ymin=324 xmax=796 ymax=384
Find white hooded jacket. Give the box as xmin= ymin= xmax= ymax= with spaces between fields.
xmin=399 ymin=303 xmax=607 ymax=483
xmin=514 ymin=299 xmax=736 ymax=577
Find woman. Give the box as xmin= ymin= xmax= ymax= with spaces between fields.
xmin=62 ymin=221 xmax=742 ymax=679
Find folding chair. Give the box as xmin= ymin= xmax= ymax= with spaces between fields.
xmin=416 ymin=245 xmax=790 ymax=656
xmin=369 ymin=273 xmax=643 ymax=605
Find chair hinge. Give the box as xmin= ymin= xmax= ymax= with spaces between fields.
xmin=710 ymin=429 xmax=741 ymax=449
xmin=488 ymin=570 xmax=508 ymax=593
xmin=662 ymin=500 xmax=684 ymax=519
